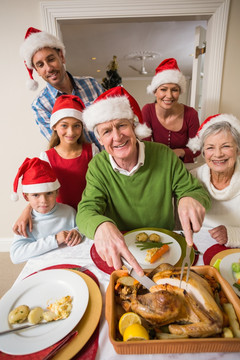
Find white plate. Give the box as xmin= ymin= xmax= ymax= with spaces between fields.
xmin=0 ymin=269 xmax=89 ymax=355
xmin=219 ymin=252 xmax=240 ymax=297
xmin=124 ymin=229 xmax=181 ymax=269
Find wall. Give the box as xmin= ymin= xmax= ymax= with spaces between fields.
xmin=0 ymin=0 xmax=48 ymax=247
xmin=0 ymin=0 xmax=239 ymax=248
xmin=220 ymin=0 xmax=240 ymax=118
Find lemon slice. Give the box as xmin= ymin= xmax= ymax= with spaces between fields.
xmin=123 ymin=323 xmax=149 ymax=341
xmin=118 ymin=312 xmax=141 ymax=336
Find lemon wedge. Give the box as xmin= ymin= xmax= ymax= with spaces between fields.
xmin=123 ymin=323 xmax=149 ymax=341
xmin=119 ymin=312 xmax=141 ymax=336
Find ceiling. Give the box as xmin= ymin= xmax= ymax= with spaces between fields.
xmin=60 ymin=18 xmax=207 ymax=83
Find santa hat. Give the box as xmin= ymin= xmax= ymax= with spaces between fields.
xmin=187 ymin=113 xmax=240 ymax=153
xmin=20 ymin=27 xmax=65 ymax=91
xmin=147 ymin=58 xmax=186 ymax=95
xmin=11 ymin=158 xmax=60 ymax=201
xmin=82 ymin=86 xmax=152 ymax=139
xmin=50 ymin=95 xmax=85 ymax=129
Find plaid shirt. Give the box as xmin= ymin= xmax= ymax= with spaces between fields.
xmin=31 ymin=72 xmax=104 ymax=148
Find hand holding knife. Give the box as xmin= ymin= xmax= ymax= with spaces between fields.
xmin=121 ymin=257 xmax=155 ymax=290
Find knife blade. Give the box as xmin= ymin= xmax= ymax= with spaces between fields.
xmin=0 ymin=320 xmax=61 ymax=336
xmin=121 ymin=257 xmax=155 ymax=290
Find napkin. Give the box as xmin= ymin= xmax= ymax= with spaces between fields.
xmin=203 ymin=244 xmax=231 ymax=265
xmin=0 ymin=264 xmax=99 ymax=360
xmin=90 ymin=244 xmax=115 ymax=274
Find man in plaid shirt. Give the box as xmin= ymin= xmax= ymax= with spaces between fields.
xmin=20 ymin=27 xmax=103 ymax=149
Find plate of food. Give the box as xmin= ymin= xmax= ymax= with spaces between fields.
xmin=0 ymin=269 xmax=89 ymax=355
xmin=124 ymin=228 xmax=182 ymax=269
xmin=219 ymin=252 xmax=240 ymax=297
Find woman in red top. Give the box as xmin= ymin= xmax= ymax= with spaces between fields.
xmin=142 ymin=58 xmax=200 ymax=163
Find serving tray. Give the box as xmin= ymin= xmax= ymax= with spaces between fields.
xmin=106 ymin=266 xmax=240 ymax=354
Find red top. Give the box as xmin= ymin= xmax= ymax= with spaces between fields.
xmin=142 ymin=103 xmax=200 ymax=163
xmin=46 ymin=143 xmax=93 ymax=210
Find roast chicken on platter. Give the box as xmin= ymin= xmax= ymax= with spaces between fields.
xmin=116 ymin=264 xmax=224 ymax=338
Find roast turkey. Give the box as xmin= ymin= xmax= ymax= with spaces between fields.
xmin=117 ymin=264 xmax=223 ymax=338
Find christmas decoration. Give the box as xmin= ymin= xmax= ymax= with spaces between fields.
xmin=101 ymin=56 xmax=122 ymax=90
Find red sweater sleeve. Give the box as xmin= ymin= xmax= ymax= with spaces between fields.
xmin=183 ymin=106 xmax=201 ymax=163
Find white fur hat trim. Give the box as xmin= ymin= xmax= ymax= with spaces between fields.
xmin=20 ymin=31 xmax=65 ymax=69
xmin=22 ymin=180 xmax=60 ymax=194
xmin=82 ymin=96 xmax=134 ymax=132
xmin=50 ymin=109 xmax=83 ymax=129
xmin=147 ymin=69 xmax=186 ymax=95
xmin=187 ymin=114 xmax=240 ymax=153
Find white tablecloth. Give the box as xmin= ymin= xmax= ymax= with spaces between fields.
xmin=13 ymin=228 xmax=239 ymax=360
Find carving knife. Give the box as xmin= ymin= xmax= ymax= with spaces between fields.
xmin=121 ymin=257 xmax=155 ymax=290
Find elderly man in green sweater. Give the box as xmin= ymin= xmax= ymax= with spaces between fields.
xmin=77 ymin=87 xmax=210 ymax=275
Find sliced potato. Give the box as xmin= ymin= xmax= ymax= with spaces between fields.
xmin=136 ymin=232 xmax=148 ymax=242
xmin=148 ymin=233 xmax=161 ymax=242
xmin=28 ymin=307 xmax=44 ymax=324
xmin=8 ymin=305 xmax=30 ymax=324
xmin=117 ymin=276 xmax=136 ymax=286
xmin=222 ymin=327 xmax=234 ymax=338
xmin=223 ymin=303 xmax=240 ymax=338
xmin=43 ymin=310 xmax=58 ymax=322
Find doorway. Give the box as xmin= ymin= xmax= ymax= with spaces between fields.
xmin=40 ymin=0 xmax=230 ymax=122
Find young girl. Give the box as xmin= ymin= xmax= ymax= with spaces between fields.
xmin=13 ymin=95 xmax=99 ymax=236
xmin=40 ymin=94 xmax=99 ymax=210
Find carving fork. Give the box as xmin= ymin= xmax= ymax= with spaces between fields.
xmin=179 ymin=244 xmax=192 ymax=288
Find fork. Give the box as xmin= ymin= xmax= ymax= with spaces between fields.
xmin=70 ymin=265 xmax=89 ymax=272
xmin=179 ymin=245 xmax=192 ymax=288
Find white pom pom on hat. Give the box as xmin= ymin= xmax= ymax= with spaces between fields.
xmin=11 ymin=157 xmax=60 ymax=201
xmin=187 ymin=113 xmax=240 ymax=154
xmin=20 ymin=27 xmax=65 ymax=91
xmin=82 ymin=86 xmax=152 ymax=139
xmin=147 ymin=58 xmax=186 ymax=95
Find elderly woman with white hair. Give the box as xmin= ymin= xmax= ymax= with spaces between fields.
xmin=188 ymin=113 xmax=240 ymax=248
xmin=76 ymin=86 xmax=210 ymax=275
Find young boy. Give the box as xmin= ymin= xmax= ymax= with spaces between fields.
xmin=10 ymin=157 xmax=82 ymax=264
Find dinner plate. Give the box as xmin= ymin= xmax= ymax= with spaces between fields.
xmin=124 ymin=228 xmax=182 ymax=269
xmin=219 ymin=252 xmax=240 ymax=297
xmin=0 ymin=269 xmax=89 ymax=355
xmin=210 ymin=248 xmax=240 ymax=267
xmin=54 ymin=269 xmax=102 ymax=360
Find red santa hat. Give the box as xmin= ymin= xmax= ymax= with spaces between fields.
xmin=20 ymin=27 xmax=65 ymax=91
xmin=11 ymin=158 xmax=60 ymax=201
xmin=50 ymin=95 xmax=85 ymax=129
xmin=147 ymin=58 xmax=186 ymax=95
xmin=187 ymin=113 xmax=240 ymax=153
xmin=82 ymin=86 xmax=152 ymax=139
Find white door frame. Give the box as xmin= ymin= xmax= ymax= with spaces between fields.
xmin=40 ymin=0 xmax=230 ymax=122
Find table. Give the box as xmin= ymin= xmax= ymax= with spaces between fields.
xmin=13 ymin=228 xmax=240 ymax=360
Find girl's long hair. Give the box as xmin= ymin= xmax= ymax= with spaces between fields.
xmin=48 ymin=124 xmax=87 ymax=149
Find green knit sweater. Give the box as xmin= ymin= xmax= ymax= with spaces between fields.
xmin=76 ymin=141 xmax=210 ymax=239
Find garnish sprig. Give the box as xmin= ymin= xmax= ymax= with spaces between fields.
xmin=136 ymin=241 xmax=172 ymax=251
